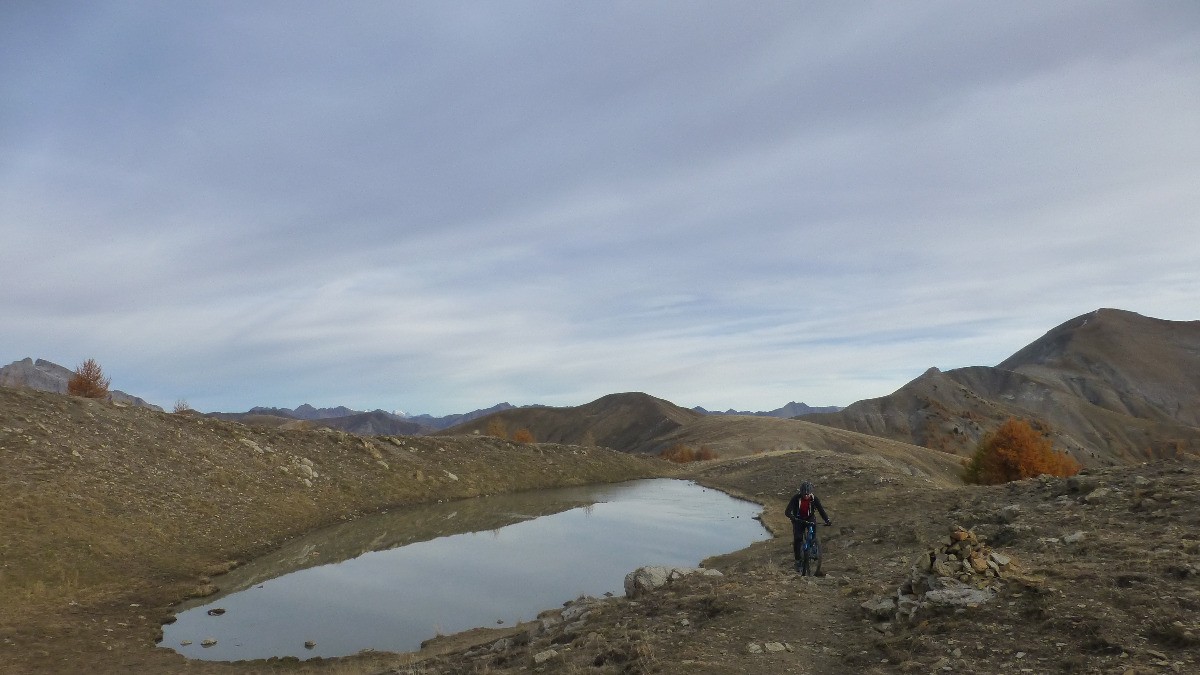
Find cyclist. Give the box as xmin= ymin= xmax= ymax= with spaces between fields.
xmin=785 ymin=481 xmax=832 ymax=574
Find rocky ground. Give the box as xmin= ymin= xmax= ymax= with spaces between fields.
xmin=2 ymin=387 xmax=1198 ymax=674
xmin=367 ymin=452 xmax=1198 ymax=675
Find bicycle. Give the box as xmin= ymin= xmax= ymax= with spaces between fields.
xmin=793 ymin=519 xmax=831 ymax=577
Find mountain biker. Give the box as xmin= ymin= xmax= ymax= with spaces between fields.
xmin=785 ymin=481 xmax=832 ymax=574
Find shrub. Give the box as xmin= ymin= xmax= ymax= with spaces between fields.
xmin=964 ymin=417 xmax=1081 ymax=484
xmin=173 ymin=399 xmax=191 ymax=414
xmin=660 ymin=444 xmax=695 ymax=463
xmin=511 ymin=428 xmax=534 ymax=443
xmin=659 ymin=444 xmax=719 ymax=463
xmin=485 ymin=418 xmax=509 ymax=439
xmin=66 ymin=359 xmax=110 ymax=399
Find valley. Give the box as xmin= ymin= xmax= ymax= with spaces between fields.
xmin=2 ymin=309 xmax=1198 ymax=673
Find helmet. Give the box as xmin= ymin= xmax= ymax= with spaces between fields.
xmin=800 ymin=481 xmax=813 ymax=495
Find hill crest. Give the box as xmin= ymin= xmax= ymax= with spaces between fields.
xmin=806 ymin=309 xmax=1200 ymax=465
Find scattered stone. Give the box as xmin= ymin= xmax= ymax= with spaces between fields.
xmin=747 ymin=642 xmax=763 ymax=654
xmin=206 ymin=608 xmax=225 ymax=616
xmin=200 ymin=638 xmax=217 ymax=647
xmin=304 ymin=640 xmax=316 ymax=649
xmin=1063 ymin=531 xmax=1087 ymax=544
xmin=1084 ymin=487 xmax=1113 ymax=504
xmin=764 ymin=642 xmax=787 ymax=653
xmin=180 ymin=640 xmax=192 ymax=646
xmin=532 ymin=648 xmax=558 ymax=664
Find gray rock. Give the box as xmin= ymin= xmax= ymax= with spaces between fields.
xmin=1084 ymin=487 xmax=1113 ymax=504
xmin=923 ymin=578 xmax=996 ymax=606
xmin=747 ymin=642 xmax=763 ymax=654
xmin=1063 ymin=531 xmax=1086 ymax=544
xmin=932 ymin=554 xmax=960 ymax=578
xmin=623 ymin=566 xmax=722 ymax=598
xmin=532 ymin=649 xmax=558 ymax=664
xmin=861 ymin=596 xmax=897 ymax=619
xmin=1066 ymin=474 xmax=1098 ymax=493
xmin=995 ymin=505 xmax=1022 ymax=523
xmin=764 ymin=642 xmax=787 ymax=653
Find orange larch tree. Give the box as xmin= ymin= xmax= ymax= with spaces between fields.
xmin=964 ymin=417 xmax=1081 ymax=484
xmin=67 ymin=358 xmax=111 ymax=399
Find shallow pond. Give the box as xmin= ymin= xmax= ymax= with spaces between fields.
xmin=160 ymin=478 xmax=768 ymax=661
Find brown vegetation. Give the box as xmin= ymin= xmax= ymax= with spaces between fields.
xmin=964 ymin=417 xmax=1081 ymax=484
xmin=659 ymin=443 xmax=718 ymax=463
xmin=511 ymin=427 xmax=535 ymax=443
xmin=66 ymin=358 xmax=110 ymax=399
xmin=485 ymin=417 xmax=509 ymax=439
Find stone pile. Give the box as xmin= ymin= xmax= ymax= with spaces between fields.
xmin=862 ymin=526 xmax=1014 ymax=622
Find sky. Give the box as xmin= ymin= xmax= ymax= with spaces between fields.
xmin=3 ymin=2 xmax=1198 ymax=416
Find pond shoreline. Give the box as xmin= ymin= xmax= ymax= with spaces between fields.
xmin=161 ymin=478 xmax=770 ymax=662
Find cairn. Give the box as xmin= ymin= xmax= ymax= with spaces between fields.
xmin=863 ymin=526 xmax=1014 ymax=622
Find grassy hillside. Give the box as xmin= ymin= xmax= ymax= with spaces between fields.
xmin=0 ymin=387 xmax=662 ymax=634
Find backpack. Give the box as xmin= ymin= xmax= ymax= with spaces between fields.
xmin=797 ymin=495 xmax=814 ymax=519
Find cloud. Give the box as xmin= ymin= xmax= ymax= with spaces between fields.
xmin=2 ymin=2 xmax=1198 ymax=414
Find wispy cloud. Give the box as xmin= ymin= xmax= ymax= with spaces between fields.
xmin=3 ymin=2 xmax=1198 ymax=414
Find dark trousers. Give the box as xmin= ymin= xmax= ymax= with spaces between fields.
xmin=792 ymin=521 xmax=821 ymax=570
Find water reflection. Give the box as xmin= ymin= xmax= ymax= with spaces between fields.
xmin=161 ymin=479 xmax=767 ymax=661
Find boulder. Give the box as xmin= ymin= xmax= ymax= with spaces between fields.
xmin=861 ymin=596 xmax=897 ymax=619
xmin=623 ymin=566 xmax=722 ymax=598
xmin=923 ymin=577 xmax=996 ymax=607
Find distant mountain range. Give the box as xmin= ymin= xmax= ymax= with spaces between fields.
xmin=6 ymin=307 xmax=1195 ymax=467
xmin=692 ymin=402 xmax=843 ymax=418
xmin=207 ymin=401 xmax=532 ymax=436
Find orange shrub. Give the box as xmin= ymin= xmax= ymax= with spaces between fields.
xmin=659 ymin=444 xmax=719 ymax=463
xmin=964 ymin=417 xmax=1081 ymax=484
xmin=511 ymin=428 xmax=535 ymax=443
xmin=67 ymin=358 xmax=110 ymax=399
xmin=485 ymin=418 xmax=509 ymax=439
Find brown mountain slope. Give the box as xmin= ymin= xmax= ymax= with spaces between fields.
xmin=807 ymin=309 xmax=1200 ymax=466
xmin=650 ymin=413 xmax=967 ymax=483
xmin=437 ymin=391 xmax=703 ymax=451
xmin=999 ymin=308 xmax=1200 ymax=427
xmin=439 ymin=391 xmax=966 ymax=484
